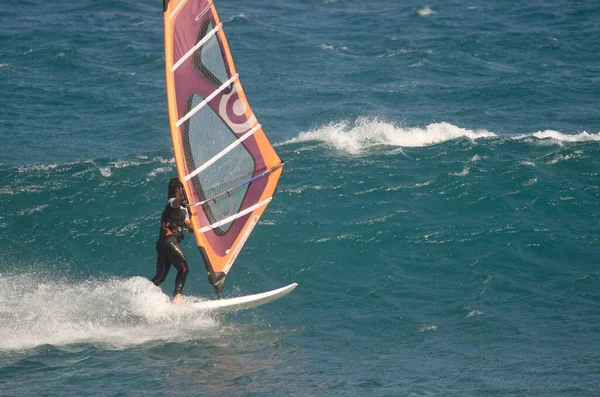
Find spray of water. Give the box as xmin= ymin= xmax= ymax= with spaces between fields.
xmin=0 ymin=274 xmax=219 ymax=351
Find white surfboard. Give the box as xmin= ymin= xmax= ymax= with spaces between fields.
xmin=185 ymin=283 xmax=297 ymax=313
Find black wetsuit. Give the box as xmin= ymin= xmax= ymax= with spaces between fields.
xmin=151 ymin=198 xmax=189 ymax=296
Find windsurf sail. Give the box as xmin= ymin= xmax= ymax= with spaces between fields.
xmin=163 ymin=0 xmax=284 ymax=296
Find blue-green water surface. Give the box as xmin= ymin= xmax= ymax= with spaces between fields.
xmin=1 ymin=1 xmax=599 ymax=396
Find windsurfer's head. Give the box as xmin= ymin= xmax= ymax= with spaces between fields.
xmin=168 ymin=177 xmax=184 ymax=198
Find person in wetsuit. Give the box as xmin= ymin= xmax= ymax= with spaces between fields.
xmin=151 ymin=178 xmax=193 ymax=304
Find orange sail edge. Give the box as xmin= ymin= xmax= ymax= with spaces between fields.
xmin=163 ymin=0 xmax=188 ymax=182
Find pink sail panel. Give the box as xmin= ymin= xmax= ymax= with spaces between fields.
xmin=163 ymin=0 xmax=283 ymax=295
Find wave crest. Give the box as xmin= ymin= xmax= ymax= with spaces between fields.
xmin=531 ymin=130 xmax=600 ymax=142
xmin=281 ymin=117 xmax=495 ymax=154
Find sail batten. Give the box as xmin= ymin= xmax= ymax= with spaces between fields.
xmin=168 ymin=0 xmax=186 ymax=19
xmin=189 ymin=162 xmax=284 ymax=208
xmin=198 ymin=198 xmax=272 ymax=233
xmin=172 ymin=23 xmax=223 ymax=72
xmin=184 ymin=123 xmax=261 ymax=182
xmin=163 ymin=0 xmax=283 ymax=296
xmin=194 ymin=2 xmax=214 ymax=22
xmin=176 ymin=74 xmax=239 ymax=127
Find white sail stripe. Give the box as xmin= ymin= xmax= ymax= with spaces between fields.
xmin=198 ymin=198 xmax=271 ymax=233
xmin=194 ymin=2 xmax=213 ymax=22
xmin=172 ymin=23 xmax=223 ymax=72
xmin=184 ymin=124 xmax=261 ymax=182
xmin=169 ymin=0 xmax=187 ymax=19
xmin=176 ymin=74 xmax=239 ymax=127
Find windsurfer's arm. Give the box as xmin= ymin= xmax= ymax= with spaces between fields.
xmin=173 ymin=197 xmax=192 ymax=231
xmin=169 ymin=197 xmax=185 ymax=208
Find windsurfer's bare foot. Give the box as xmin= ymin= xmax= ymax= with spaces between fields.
xmin=172 ymin=294 xmax=185 ymax=305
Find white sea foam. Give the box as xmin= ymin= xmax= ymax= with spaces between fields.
xmin=521 ymin=178 xmax=538 ymax=187
xmin=409 ymin=59 xmax=427 ymax=67
xmin=547 ymin=151 xmax=583 ymax=165
xmin=111 ymin=159 xmax=141 ymax=168
xmin=222 ymin=14 xmax=248 ymax=23
xmin=532 ymin=130 xmax=600 ymax=142
xmin=283 ymin=184 xmax=328 ymax=194
xmin=99 ymin=166 xmax=112 ymax=177
xmin=514 ymin=130 xmax=600 ymax=143
xmin=16 ymin=204 xmax=49 ymax=216
xmin=418 ymin=7 xmax=436 ymax=17
xmin=319 ymin=44 xmax=348 ymax=51
xmin=281 ymin=118 xmax=495 ymax=154
xmin=282 ymin=118 xmax=600 ymax=155
xmin=417 ymin=324 xmax=437 ymax=332
xmin=148 ymin=166 xmax=170 ymax=178
xmin=466 ymin=310 xmax=483 ymax=318
xmin=520 ymin=161 xmax=536 ymax=167
xmin=0 ymin=275 xmax=218 ymax=351
xmin=452 ymin=167 xmax=470 ymax=176
xmin=378 ymin=49 xmax=415 ymax=58
xmin=18 ymin=163 xmax=59 ymax=173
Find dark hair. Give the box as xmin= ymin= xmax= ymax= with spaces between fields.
xmin=168 ymin=177 xmax=183 ymax=198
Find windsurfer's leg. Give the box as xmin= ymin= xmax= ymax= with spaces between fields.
xmin=165 ymin=239 xmax=188 ymax=296
xmin=151 ymin=243 xmax=171 ymax=286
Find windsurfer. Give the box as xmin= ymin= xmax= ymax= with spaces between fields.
xmin=151 ymin=177 xmax=193 ymax=304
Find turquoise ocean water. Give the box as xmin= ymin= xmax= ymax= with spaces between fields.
xmin=1 ymin=0 xmax=599 ymax=395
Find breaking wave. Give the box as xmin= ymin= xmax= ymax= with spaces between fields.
xmin=280 ymin=117 xmax=600 ymax=154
